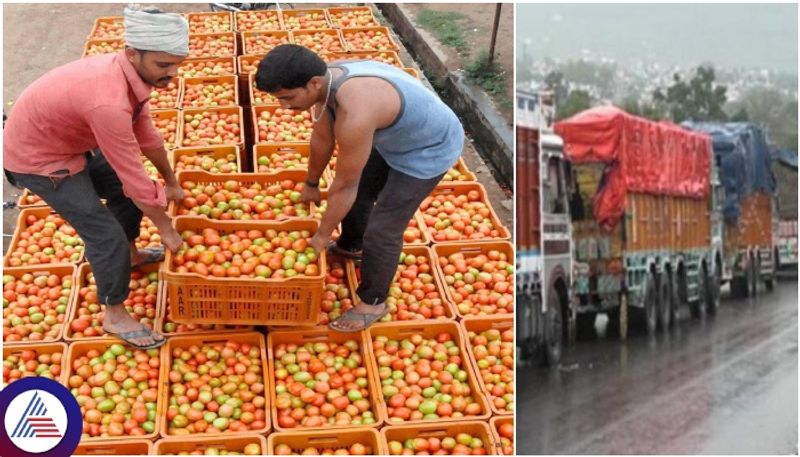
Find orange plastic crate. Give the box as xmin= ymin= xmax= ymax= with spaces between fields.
xmin=156 ymin=279 xmax=253 ymax=336
xmin=4 ymin=207 xmax=84 ymax=267
xmin=381 ymin=421 xmax=497 ymax=455
xmin=347 ymin=245 xmax=456 ymax=323
xmin=168 ymin=169 xmax=320 ymax=219
xmin=160 ymin=332 xmax=271 ymax=437
xmin=252 ymin=105 xmax=313 ymax=144
xmin=16 ymin=189 xmax=47 ymax=208
xmin=188 ymin=32 xmax=237 ymax=58
xmin=1 ymin=264 xmax=76 ymax=345
xmin=326 ymin=6 xmax=379 ymax=28
xmin=281 ymin=8 xmax=331 ymax=30
xmin=461 ymin=316 xmax=514 ymax=416
xmin=162 ymin=217 xmax=325 ymax=326
xmin=3 ymin=342 xmax=68 ymax=385
xmin=178 ymin=56 xmax=236 ymax=78
xmin=252 ymin=143 xmax=311 ymax=172
xmin=74 ymin=439 xmax=152 ymax=455
xmin=431 ymin=241 xmax=514 ymax=319
xmin=421 ymin=182 xmax=511 ymax=243
xmin=86 ymin=16 xmax=124 ymax=40
xmin=268 ymin=428 xmax=386 ymax=455
xmin=490 ymin=416 xmax=514 ymax=455
xmin=187 ymin=11 xmax=233 ymax=34
xmin=291 ymin=28 xmax=347 ymax=54
xmin=320 ymin=50 xmax=403 ymax=67
xmin=170 ymin=145 xmax=242 ymax=174
xmin=63 ymin=262 xmax=161 ymax=342
xmin=266 ymin=328 xmax=385 ymax=431
xmin=179 ymin=106 xmax=245 ymax=148
xmin=241 ymin=30 xmax=291 ymax=55
xmin=366 ymin=320 xmax=491 ymax=425
xmin=441 ymin=157 xmax=477 ymax=182
xmin=341 ymin=26 xmax=399 ymax=52
xmin=64 ymin=340 xmax=165 ymax=442
xmin=155 ymin=434 xmax=267 ymax=455
xmin=238 ymin=54 xmax=263 ymax=74
xmin=234 ymin=9 xmax=283 ymax=32
xmin=150 ymin=109 xmax=182 ymax=150
xmin=181 ymin=75 xmax=240 ymax=108
xmin=404 ymin=67 xmax=420 ymax=79
xmin=249 ymin=72 xmax=280 ymax=106
xmin=82 ymin=38 xmax=125 ymax=58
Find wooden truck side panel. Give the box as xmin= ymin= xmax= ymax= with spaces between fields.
xmin=724 ymin=192 xmax=773 ymax=251
xmin=626 ymin=193 xmax=711 ymax=252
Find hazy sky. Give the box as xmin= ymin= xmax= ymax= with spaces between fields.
xmin=517 ymin=4 xmax=798 ymax=73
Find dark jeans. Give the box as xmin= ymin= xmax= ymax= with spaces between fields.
xmin=6 ymin=151 xmax=143 ymax=305
xmin=337 ymin=149 xmax=443 ymax=305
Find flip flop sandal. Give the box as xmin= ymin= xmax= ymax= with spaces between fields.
xmin=329 ymin=303 xmax=390 ymax=333
xmin=327 ymin=241 xmax=363 ymax=260
xmin=131 ymin=246 xmax=166 ymax=269
xmin=103 ymin=326 xmax=166 ymax=350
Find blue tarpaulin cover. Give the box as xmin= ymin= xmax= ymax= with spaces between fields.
xmin=772 ymin=148 xmax=798 ymax=169
xmin=681 ymin=122 xmax=776 ymax=224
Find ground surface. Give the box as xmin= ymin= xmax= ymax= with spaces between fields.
xmin=403 ymin=3 xmax=513 ymax=125
xmin=518 ymin=277 xmax=799 ymax=455
xmin=2 ymin=3 xmax=511 ymax=251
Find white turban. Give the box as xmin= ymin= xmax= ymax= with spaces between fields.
xmin=124 ymin=6 xmax=189 ymax=56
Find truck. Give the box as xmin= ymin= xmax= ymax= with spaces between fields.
xmin=516 ymin=89 xmax=573 ymax=364
xmin=554 ymin=107 xmax=719 ymax=338
xmin=682 ymin=123 xmax=777 ymax=297
xmin=771 ymin=149 xmax=797 ymax=270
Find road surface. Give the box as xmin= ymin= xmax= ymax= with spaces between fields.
xmin=518 ymin=278 xmax=798 ymax=454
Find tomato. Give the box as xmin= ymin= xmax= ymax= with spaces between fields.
xmin=188 ymin=33 xmax=235 ymax=58
xmin=387 ymin=433 xmax=489 ymax=455
xmin=496 ymin=420 xmax=514 ymax=455
xmin=419 ymin=191 xmax=506 ymax=242
xmin=329 ymin=9 xmax=379 ymax=28
xmin=282 ymin=11 xmax=328 ymax=30
xmin=255 ymin=108 xmax=313 ymax=143
xmin=176 ymin=177 xmax=312 ymax=220
xmin=149 ymin=79 xmax=180 ymax=109
xmin=66 ymin=344 xmax=160 ymax=438
xmin=293 ymin=31 xmax=345 ymax=53
xmin=187 ymin=12 xmax=232 ymax=34
xmin=343 ymin=29 xmax=396 ymax=52
xmin=243 ymin=31 xmax=290 ymax=54
xmin=3 ymin=347 xmax=63 ymax=385
xmin=5 ymin=213 xmax=84 ymax=266
xmin=273 ymin=338 xmax=376 ymax=429
xmin=235 ymin=10 xmax=280 ymax=32
xmin=179 ymin=58 xmax=235 ymax=78
xmin=174 ymin=152 xmax=239 ymax=174
xmin=438 ymin=249 xmax=514 ymax=317
xmin=3 ymin=271 xmax=73 ymax=343
xmin=165 ymin=340 xmax=267 ymax=436
xmin=467 ymin=326 xmax=514 ymax=413
xmin=372 ymin=331 xmax=484 ymax=424
xmin=181 ymin=109 xmax=241 ymax=147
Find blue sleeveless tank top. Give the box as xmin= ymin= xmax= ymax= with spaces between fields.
xmin=327 ymin=60 xmax=464 ymax=179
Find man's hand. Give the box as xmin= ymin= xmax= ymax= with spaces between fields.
xmin=165 ymin=182 xmax=184 ymax=203
xmin=161 ymin=225 xmax=183 ymax=253
xmin=310 ymin=231 xmax=330 ymax=256
xmin=302 ymin=185 xmax=321 ymax=205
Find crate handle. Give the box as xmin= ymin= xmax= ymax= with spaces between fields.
xmin=307 ymin=436 xmax=339 ymax=444
xmin=297 ymin=334 xmax=332 ymax=342
xmin=394 ymin=327 xmax=428 ymax=335
xmin=417 ymin=429 xmax=448 ymax=438
xmin=455 ymin=247 xmax=484 ymax=254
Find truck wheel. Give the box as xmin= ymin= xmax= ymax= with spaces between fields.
xmin=544 ymin=291 xmax=563 ymax=366
xmin=576 ymin=312 xmax=597 ymax=339
xmin=691 ymin=272 xmax=707 ymax=319
xmin=657 ymin=273 xmax=672 ymax=330
xmin=516 ymin=293 xmax=537 ymax=362
xmin=643 ymin=272 xmax=658 ymax=335
xmin=670 ymin=272 xmax=683 ymax=324
xmin=706 ymin=266 xmax=721 ymax=315
xmin=748 ymin=257 xmax=759 ymax=298
xmin=730 ymin=276 xmax=745 ymax=299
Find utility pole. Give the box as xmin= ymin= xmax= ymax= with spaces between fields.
xmin=488 ymin=3 xmax=502 ymax=65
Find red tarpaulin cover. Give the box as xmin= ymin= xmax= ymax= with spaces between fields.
xmin=555 ymin=106 xmax=711 ymax=228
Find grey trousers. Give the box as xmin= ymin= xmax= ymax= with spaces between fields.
xmin=337 ymin=149 xmax=444 ymax=305
xmin=6 ymin=151 xmax=143 ymax=305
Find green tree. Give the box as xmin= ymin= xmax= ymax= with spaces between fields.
xmin=653 ymin=65 xmax=728 ymax=122
xmin=730 ymin=86 xmax=798 ymax=150
xmin=621 ymin=95 xmax=667 ymax=121
xmin=557 ymin=90 xmax=592 ymax=120
xmin=544 ymin=70 xmax=569 ymax=107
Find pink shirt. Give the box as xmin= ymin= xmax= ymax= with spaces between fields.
xmin=4 ymin=51 xmax=166 ymax=207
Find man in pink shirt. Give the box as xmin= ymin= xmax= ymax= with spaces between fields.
xmin=3 ymin=7 xmax=189 ymax=349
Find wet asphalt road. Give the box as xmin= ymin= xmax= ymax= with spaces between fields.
xmin=518 ymin=277 xmax=798 ymax=455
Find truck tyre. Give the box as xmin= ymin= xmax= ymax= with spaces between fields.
xmin=706 ymin=265 xmax=721 ymax=315
xmin=748 ymin=257 xmax=758 ymax=298
xmin=670 ymin=271 xmax=684 ymax=324
xmin=544 ymin=290 xmax=563 ymax=366
xmin=576 ymin=312 xmax=597 ymax=339
xmin=657 ymin=273 xmax=672 ymax=330
xmin=516 ymin=292 xmax=537 ymax=363
xmin=643 ymin=272 xmax=657 ymax=335
xmin=691 ymin=272 xmax=707 ymax=319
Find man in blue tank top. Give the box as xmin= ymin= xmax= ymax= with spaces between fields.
xmin=257 ymin=44 xmax=464 ymax=332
